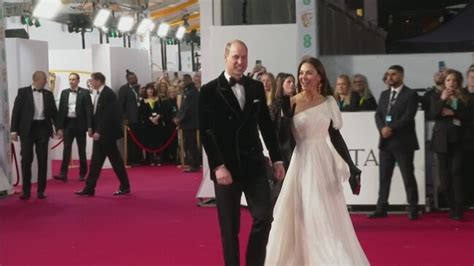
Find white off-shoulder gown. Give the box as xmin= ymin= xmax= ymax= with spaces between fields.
xmin=265 ymin=96 xmax=369 ymax=266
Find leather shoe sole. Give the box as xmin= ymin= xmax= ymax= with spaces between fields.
xmin=74 ymin=189 xmax=95 ymax=196
xmin=19 ymin=194 xmax=30 ymax=200
xmin=368 ymin=211 xmax=388 ymax=218
xmin=54 ymin=175 xmax=67 ymax=182
xmin=113 ymin=189 xmax=131 ymax=196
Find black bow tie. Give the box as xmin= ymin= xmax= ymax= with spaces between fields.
xmin=229 ymin=77 xmax=244 ymax=87
xmin=70 ymin=89 xmax=77 ymax=93
xmin=33 ymin=88 xmax=43 ymax=92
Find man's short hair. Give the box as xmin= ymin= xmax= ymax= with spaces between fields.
xmin=69 ymin=72 xmax=80 ymax=80
xmin=32 ymin=71 xmax=46 ymax=81
xmin=388 ymin=65 xmax=404 ymax=74
xmin=91 ymin=72 xmax=106 ymax=84
xmin=224 ymin=39 xmax=247 ymax=56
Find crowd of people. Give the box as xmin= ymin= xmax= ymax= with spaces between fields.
xmin=8 ymin=38 xmax=474 ymax=266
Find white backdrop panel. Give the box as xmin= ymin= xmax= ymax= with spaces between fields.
xmin=109 ymin=46 xmax=151 ymax=92
xmin=6 ymin=38 xmax=51 ymax=186
xmin=49 ymin=49 xmax=93 ymax=161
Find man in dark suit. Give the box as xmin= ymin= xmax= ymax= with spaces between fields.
xmin=370 ymin=65 xmax=420 ymax=220
xmin=117 ymin=70 xmax=143 ymax=166
xmin=54 ymin=73 xmax=92 ymax=181
xmin=10 ymin=71 xmax=57 ymax=199
xmin=176 ymin=74 xmax=200 ymax=172
xmin=199 ymin=40 xmax=285 ymax=266
xmin=75 ymin=72 xmax=131 ymax=196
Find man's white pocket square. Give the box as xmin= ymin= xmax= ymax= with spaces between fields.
xmin=253 ymin=99 xmax=260 ymax=103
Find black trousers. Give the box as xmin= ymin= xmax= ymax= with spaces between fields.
xmin=214 ymin=176 xmax=273 ymax=266
xmin=462 ymin=149 xmax=474 ymax=206
xmin=183 ymin=129 xmax=200 ymax=168
xmin=377 ymin=150 xmax=419 ymax=209
xmin=20 ymin=121 xmax=50 ymax=195
xmin=59 ymin=118 xmax=87 ymax=177
xmin=85 ymin=139 xmax=130 ymax=191
xmin=437 ymin=146 xmax=463 ymax=209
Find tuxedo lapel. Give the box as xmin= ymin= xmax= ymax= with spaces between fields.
xmin=216 ymin=73 xmax=242 ymax=117
xmin=390 ymin=86 xmax=407 ymax=114
xmin=242 ymin=77 xmax=256 ymax=118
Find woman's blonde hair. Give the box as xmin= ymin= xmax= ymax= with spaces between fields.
xmin=333 ymin=74 xmax=352 ymax=106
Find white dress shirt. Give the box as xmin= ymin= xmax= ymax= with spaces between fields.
xmin=93 ymin=85 xmax=105 ymax=114
xmin=31 ymin=85 xmax=45 ymax=120
xmin=67 ymin=87 xmax=78 ymax=118
xmin=224 ymin=72 xmax=245 ymax=110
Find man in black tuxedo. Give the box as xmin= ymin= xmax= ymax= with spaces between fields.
xmin=199 ymin=40 xmax=285 ymax=266
xmin=54 ymin=73 xmax=93 ymax=181
xmin=176 ymin=74 xmax=200 ymax=172
xmin=10 ymin=71 xmax=57 ymax=199
xmin=370 ymin=65 xmax=420 ymax=220
xmin=75 ymin=72 xmax=131 ymax=196
xmin=117 ymin=70 xmax=143 ymax=166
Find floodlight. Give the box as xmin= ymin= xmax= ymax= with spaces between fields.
xmin=136 ymin=18 xmax=154 ymax=35
xmin=32 ymin=0 xmax=62 ymax=20
xmin=176 ymin=25 xmax=186 ymax=40
xmin=117 ymin=16 xmax=135 ymax=33
xmin=157 ymin=23 xmax=170 ymax=38
xmin=93 ymin=9 xmax=111 ymax=28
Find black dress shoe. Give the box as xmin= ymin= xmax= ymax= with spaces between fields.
xmin=368 ymin=209 xmax=388 ymax=218
xmin=19 ymin=194 xmax=30 ymax=200
xmin=113 ymin=189 xmax=131 ymax=196
xmin=74 ymin=189 xmax=95 ymax=196
xmin=408 ymin=210 xmax=419 ymax=220
xmin=183 ymin=167 xmax=199 ymax=173
xmin=54 ymin=175 xmax=67 ymax=181
xmin=37 ymin=192 xmax=46 ymax=199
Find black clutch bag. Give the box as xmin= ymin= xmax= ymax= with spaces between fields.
xmin=348 ymin=171 xmax=361 ymax=195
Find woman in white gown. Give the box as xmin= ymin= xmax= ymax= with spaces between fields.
xmin=265 ymin=57 xmax=369 ymax=266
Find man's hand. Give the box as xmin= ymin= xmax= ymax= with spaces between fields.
xmin=92 ymin=132 xmax=101 ymax=141
xmin=441 ymin=88 xmax=453 ymax=100
xmin=381 ymin=126 xmax=392 ymax=139
xmin=273 ymin=163 xmax=286 ymax=181
xmin=57 ymin=129 xmax=64 ymax=139
xmin=10 ymin=133 xmax=18 ymax=142
xmin=215 ymin=165 xmax=233 ymax=185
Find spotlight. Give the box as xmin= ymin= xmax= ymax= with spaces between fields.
xmin=32 ymin=0 xmax=62 ymax=20
xmin=175 ymin=25 xmax=186 ymax=40
xmin=136 ymin=18 xmax=154 ymax=35
xmin=117 ymin=16 xmax=135 ymax=33
xmin=157 ymin=23 xmax=170 ymax=38
xmin=93 ymin=9 xmax=111 ymax=28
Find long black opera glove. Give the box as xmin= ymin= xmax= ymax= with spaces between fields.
xmin=328 ymin=122 xmax=361 ymax=195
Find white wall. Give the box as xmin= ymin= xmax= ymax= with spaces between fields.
xmin=6 ymin=38 xmax=52 ymax=185
xmin=49 ymin=49 xmax=93 ymax=161
xmin=109 ymin=46 xmax=152 ymax=91
xmin=206 ymin=24 xmax=298 ymax=83
xmin=321 ymin=53 xmax=474 ymax=101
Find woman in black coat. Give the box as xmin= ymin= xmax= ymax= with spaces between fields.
xmin=430 ymin=69 xmax=467 ymax=220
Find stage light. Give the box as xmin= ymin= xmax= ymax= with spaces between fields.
xmin=93 ymin=9 xmax=111 ymax=28
xmin=176 ymin=25 xmax=186 ymax=40
xmin=32 ymin=0 xmax=62 ymax=20
xmin=157 ymin=23 xmax=170 ymax=38
xmin=101 ymin=26 xmax=109 ymax=33
xmin=34 ymin=19 xmax=41 ymax=27
xmin=117 ymin=16 xmax=135 ymax=33
xmin=136 ymin=18 xmax=154 ymax=35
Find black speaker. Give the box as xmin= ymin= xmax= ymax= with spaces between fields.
xmin=5 ymin=29 xmax=29 ymax=39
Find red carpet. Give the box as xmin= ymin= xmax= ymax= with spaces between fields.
xmin=1 ymin=162 xmax=473 ymax=266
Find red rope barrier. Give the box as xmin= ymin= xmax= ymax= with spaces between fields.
xmin=11 ymin=143 xmax=20 ymax=186
xmin=50 ymin=139 xmax=64 ymax=150
xmin=127 ymin=127 xmax=177 ymax=153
